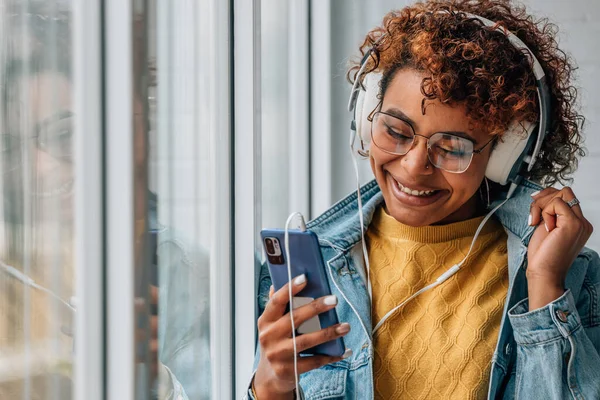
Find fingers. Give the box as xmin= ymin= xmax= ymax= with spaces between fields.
xmin=263 ymin=351 xmax=350 ymax=384
xmin=271 ymin=294 xmax=339 ymax=337
xmin=151 ymin=315 xmax=158 ymax=338
xmin=151 ymin=285 xmax=159 ymax=305
xmin=150 ymin=337 xmax=158 ymax=378
xmin=292 ymin=323 xmax=351 ymax=353
xmin=541 ymin=197 xmax=578 ymax=232
xmin=261 ymin=323 xmax=350 ymax=363
xmin=529 ymin=187 xmax=557 ymax=226
xmin=259 ymin=274 xmax=307 ymax=327
xmin=530 ymin=187 xmax=585 ymax=227
xmin=551 ymin=186 xmax=584 ymax=220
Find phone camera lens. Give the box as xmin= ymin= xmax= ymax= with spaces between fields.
xmin=265 ymin=238 xmax=275 ymax=254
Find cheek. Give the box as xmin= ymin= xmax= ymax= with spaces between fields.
xmin=369 ymin=148 xmax=396 ymax=175
xmin=446 ymin=158 xmax=488 ymax=198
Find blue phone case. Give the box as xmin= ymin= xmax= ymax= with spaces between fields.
xmin=260 ymin=228 xmax=345 ymax=357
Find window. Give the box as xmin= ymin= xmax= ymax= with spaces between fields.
xmin=0 ymin=1 xmax=75 ymax=398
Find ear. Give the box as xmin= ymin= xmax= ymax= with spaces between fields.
xmin=485 ymin=120 xmax=536 ymax=185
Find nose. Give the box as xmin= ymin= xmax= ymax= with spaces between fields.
xmin=401 ymin=135 xmax=433 ymax=175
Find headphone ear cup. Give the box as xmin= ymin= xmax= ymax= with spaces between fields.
xmin=355 ymin=72 xmax=382 ymax=149
xmin=485 ymin=120 xmax=537 ymax=185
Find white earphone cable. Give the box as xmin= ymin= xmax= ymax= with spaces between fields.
xmin=350 ymin=146 xmax=373 ymax=300
xmin=0 ymin=259 xmax=76 ymax=312
xmin=284 ymin=212 xmax=306 ymax=398
xmin=372 ymin=194 xmax=511 ymax=335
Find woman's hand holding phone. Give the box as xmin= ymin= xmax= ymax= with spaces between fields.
xmin=253 ymin=274 xmax=352 ymax=399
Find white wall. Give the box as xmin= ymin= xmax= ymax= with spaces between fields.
xmin=323 ymin=0 xmax=600 ymax=251
xmin=525 ymin=0 xmax=600 ymax=250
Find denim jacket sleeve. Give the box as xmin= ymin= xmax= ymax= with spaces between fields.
xmin=507 ymin=252 xmax=600 ymax=399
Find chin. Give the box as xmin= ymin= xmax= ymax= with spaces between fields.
xmin=379 ymin=179 xmax=448 ymax=226
xmin=385 ymin=203 xmax=442 ymax=227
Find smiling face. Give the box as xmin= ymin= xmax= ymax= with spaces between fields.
xmin=2 ymin=71 xmax=74 ymax=225
xmin=369 ymin=68 xmax=495 ymax=226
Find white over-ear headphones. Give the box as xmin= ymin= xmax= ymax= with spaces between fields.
xmin=348 ymin=12 xmax=552 ymax=187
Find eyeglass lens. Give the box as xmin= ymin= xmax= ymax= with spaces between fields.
xmin=1 ymin=115 xmax=74 ymax=160
xmin=371 ymin=112 xmax=474 ymax=173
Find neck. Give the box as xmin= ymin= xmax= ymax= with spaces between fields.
xmin=432 ymin=194 xmax=485 ymax=225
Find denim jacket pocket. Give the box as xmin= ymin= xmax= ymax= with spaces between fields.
xmin=300 ymin=363 xmax=348 ymax=400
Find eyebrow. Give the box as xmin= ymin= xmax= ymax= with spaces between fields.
xmin=383 ymin=106 xmax=478 ymax=145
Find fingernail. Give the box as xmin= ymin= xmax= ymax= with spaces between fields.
xmin=342 ymin=348 xmax=353 ymax=359
xmin=323 ymin=295 xmax=338 ymax=306
xmin=335 ymin=323 xmax=351 ymax=335
xmin=531 ymin=190 xmax=541 ymax=197
xmin=528 ymin=214 xmax=532 ymax=226
xmin=293 ymin=274 xmax=306 ymax=286
xmin=545 ymin=222 xmax=549 ymax=232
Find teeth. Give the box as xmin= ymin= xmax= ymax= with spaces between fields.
xmin=397 ymin=181 xmax=436 ymax=197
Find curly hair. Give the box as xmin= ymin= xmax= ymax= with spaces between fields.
xmin=348 ymin=0 xmax=586 ymax=186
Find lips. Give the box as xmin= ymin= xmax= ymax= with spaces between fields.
xmin=386 ymin=173 xmax=447 ymax=206
xmin=397 ymin=183 xmax=437 ymax=197
xmin=391 ymin=175 xmax=440 ymax=197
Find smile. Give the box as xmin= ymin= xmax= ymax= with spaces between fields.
xmin=386 ymin=173 xmax=446 ymax=207
xmin=394 ymin=180 xmax=439 ymax=197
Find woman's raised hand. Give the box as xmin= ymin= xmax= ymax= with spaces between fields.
xmin=527 ymin=186 xmax=593 ymax=309
xmin=252 ymin=274 xmax=351 ymax=399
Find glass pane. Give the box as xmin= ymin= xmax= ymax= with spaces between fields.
xmin=261 ymin=0 xmax=290 ymax=231
xmin=150 ymin=0 xmax=213 ymax=398
xmin=0 ymin=0 xmax=75 ymax=398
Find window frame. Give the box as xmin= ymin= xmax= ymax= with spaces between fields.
xmin=73 ymin=0 xmax=105 ymax=398
xmin=233 ymin=0 xmax=262 ymax=397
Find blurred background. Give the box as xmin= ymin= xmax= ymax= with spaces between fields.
xmin=0 ymin=0 xmax=598 ymax=399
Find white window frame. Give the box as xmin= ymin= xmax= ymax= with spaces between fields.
xmin=310 ymin=0 xmax=333 ymax=217
xmin=289 ymin=0 xmax=311 ymax=218
xmin=104 ymin=0 xmax=136 ymax=397
xmin=73 ymin=0 xmax=105 ymax=398
xmin=233 ymin=0 xmax=262 ymax=396
xmin=209 ymin=0 xmax=234 ymax=398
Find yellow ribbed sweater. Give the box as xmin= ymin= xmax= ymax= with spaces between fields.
xmin=367 ymin=207 xmax=509 ymax=400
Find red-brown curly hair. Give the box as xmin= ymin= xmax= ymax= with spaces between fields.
xmin=348 ymin=0 xmax=585 ymax=186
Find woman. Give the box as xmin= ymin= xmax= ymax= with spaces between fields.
xmin=247 ymin=0 xmax=600 ymax=399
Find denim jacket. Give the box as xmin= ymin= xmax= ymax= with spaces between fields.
xmin=246 ymin=179 xmax=600 ymax=399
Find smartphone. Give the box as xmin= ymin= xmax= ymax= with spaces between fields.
xmin=260 ymin=228 xmax=345 ymax=357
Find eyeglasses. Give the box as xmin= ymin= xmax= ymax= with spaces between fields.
xmin=1 ymin=111 xmax=74 ymax=161
xmin=369 ymin=110 xmax=495 ymax=173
